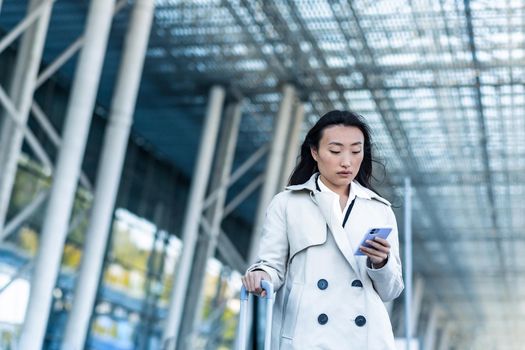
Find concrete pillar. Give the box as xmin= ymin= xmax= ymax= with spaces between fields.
xmin=162 ymin=86 xmax=226 ymax=349
xmin=61 ymin=0 xmax=154 ymax=348
xmin=178 ymin=101 xmax=243 ymax=349
xmin=424 ymin=305 xmax=441 ymax=350
xmin=17 ymin=0 xmax=115 ymax=348
xmin=0 ymin=0 xmax=53 ymax=240
xmin=280 ymin=100 xmax=305 ymax=188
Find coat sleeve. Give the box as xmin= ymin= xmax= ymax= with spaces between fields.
xmin=246 ymin=192 xmax=289 ymax=292
xmin=365 ymin=206 xmax=404 ymax=302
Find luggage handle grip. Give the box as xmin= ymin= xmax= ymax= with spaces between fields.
xmin=240 ymin=279 xmax=274 ymax=300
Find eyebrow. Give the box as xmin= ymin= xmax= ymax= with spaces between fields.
xmin=328 ymin=141 xmax=363 ymax=146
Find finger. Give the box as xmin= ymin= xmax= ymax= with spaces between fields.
xmin=372 ymin=237 xmax=390 ymax=247
xmin=366 ymin=240 xmax=390 ymax=253
xmin=249 ymin=274 xmax=260 ymax=292
xmin=360 ymin=246 xmax=388 ymax=260
xmin=253 ymin=275 xmax=263 ymax=293
xmin=361 ymin=250 xmax=383 ymax=264
xmin=361 ymin=244 xmax=388 ymax=256
xmin=245 ymin=273 xmax=254 ymax=292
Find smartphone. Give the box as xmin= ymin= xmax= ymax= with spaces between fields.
xmin=354 ymin=227 xmax=392 ymax=256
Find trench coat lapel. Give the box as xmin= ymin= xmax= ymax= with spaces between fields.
xmin=313 ymin=191 xmax=362 ymax=279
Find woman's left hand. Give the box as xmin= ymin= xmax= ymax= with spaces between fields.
xmin=359 ymin=237 xmax=390 ymax=268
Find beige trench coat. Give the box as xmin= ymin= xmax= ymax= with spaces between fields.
xmin=247 ymin=173 xmax=404 ymax=349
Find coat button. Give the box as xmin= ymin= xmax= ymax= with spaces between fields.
xmin=318 ymin=313 xmax=328 ymax=325
xmin=317 ymin=279 xmax=328 ymax=290
xmin=355 ymin=315 xmax=366 ymax=327
xmin=351 ymin=279 xmax=363 ymax=287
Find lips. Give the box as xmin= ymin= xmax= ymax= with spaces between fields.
xmin=337 ymin=171 xmax=352 ymax=176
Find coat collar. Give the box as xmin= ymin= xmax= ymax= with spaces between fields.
xmin=285 ymin=172 xmax=391 ymax=206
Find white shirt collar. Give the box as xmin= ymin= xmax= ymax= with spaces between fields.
xmin=285 ymin=172 xmax=391 ymax=206
xmin=316 ymin=175 xmax=357 ymax=202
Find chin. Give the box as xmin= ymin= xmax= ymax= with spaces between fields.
xmin=333 ymin=177 xmax=352 ymax=186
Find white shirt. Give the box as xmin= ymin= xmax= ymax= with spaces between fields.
xmin=316 ymin=176 xmax=357 ymax=226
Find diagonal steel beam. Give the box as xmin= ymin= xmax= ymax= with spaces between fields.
xmin=202 ymin=143 xmax=269 ymax=210
xmin=34 ymin=0 xmax=128 ymax=89
xmin=0 ymin=0 xmax=130 ymax=240
xmin=0 ymin=0 xmax=55 ymax=55
xmin=0 ymin=189 xmax=49 ymax=242
xmin=0 ymin=0 xmax=54 ymax=241
xmin=223 ymin=173 xmax=264 ymax=218
xmin=31 ymin=101 xmax=92 ymax=190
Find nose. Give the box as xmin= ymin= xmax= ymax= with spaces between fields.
xmin=341 ymin=155 xmax=351 ymax=168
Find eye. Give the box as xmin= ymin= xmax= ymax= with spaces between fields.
xmin=352 ymin=149 xmax=362 ymax=154
xmin=329 ymin=150 xmax=340 ymax=154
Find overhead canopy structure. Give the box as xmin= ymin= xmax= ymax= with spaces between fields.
xmin=1 ymin=0 xmax=524 ymax=348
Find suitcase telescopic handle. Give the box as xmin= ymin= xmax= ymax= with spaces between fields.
xmin=238 ymin=280 xmax=274 ymax=350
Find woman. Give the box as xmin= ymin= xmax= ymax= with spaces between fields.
xmin=242 ymin=110 xmax=404 ymax=349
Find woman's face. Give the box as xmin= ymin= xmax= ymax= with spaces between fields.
xmin=311 ymin=125 xmax=365 ymax=193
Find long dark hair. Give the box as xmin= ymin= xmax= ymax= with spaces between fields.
xmin=288 ymin=110 xmax=381 ymax=191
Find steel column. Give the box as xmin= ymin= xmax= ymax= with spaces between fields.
xmin=162 ymin=85 xmax=225 ymax=349
xmin=280 ymin=100 xmax=305 ymax=188
xmin=0 ymin=0 xmax=53 ymax=241
xmin=238 ymin=84 xmax=295 ymax=350
xmin=17 ymin=0 xmax=115 ymax=348
xmin=247 ymin=84 xmax=295 ymax=264
xmin=404 ymin=177 xmax=413 ymax=350
xmin=178 ymin=101 xmax=243 ymax=349
xmin=62 ymin=0 xmax=154 ymax=348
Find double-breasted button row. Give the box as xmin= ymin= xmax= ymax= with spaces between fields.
xmin=316 ymin=279 xmax=364 ymax=326
xmin=316 ymin=314 xmax=367 ymax=327
xmin=317 ymin=279 xmax=362 ymax=289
